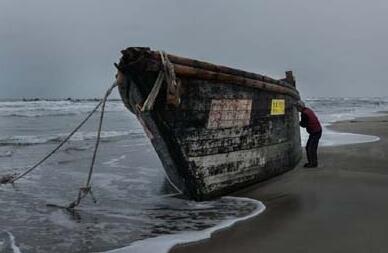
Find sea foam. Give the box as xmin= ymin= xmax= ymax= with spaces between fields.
xmin=0 ymin=100 xmax=126 ymax=118
xmin=0 ymin=130 xmax=144 ymax=146
xmin=300 ymin=127 xmax=380 ymax=147
xmin=101 ymin=197 xmax=265 ymax=253
xmin=0 ymin=232 xmax=22 ymax=253
xmin=300 ymin=98 xmax=387 ymax=147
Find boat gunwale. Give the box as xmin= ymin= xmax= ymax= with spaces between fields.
xmin=148 ymin=50 xmax=294 ymax=88
xmin=119 ymin=47 xmax=300 ymax=99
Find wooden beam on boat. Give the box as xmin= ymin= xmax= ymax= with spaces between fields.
xmin=119 ymin=47 xmax=300 ymax=98
xmin=172 ymin=64 xmax=300 ymax=99
xmin=148 ymin=50 xmax=295 ymax=89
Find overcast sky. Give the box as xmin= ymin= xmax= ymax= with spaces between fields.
xmin=1 ymin=0 xmax=387 ymax=99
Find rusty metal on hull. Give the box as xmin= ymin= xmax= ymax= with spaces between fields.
xmin=116 ymin=47 xmax=302 ymax=200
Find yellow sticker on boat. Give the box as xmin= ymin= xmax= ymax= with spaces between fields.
xmin=271 ymin=99 xmax=285 ymax=115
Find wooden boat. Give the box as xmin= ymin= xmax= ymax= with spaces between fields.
xmin=115 ymin=47 xmax=302 ymax=200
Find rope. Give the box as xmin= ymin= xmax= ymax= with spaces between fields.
xmin=140 ymin=51 xmax=179 ymax=112
xmin=66 ymin=82 xmax=117 ymax=209
xmin=0 ymin=82 xmax=117 ymax=208
xmin=161 ymin=51 xmax=180 ymax=106
xmin=141 ymin=71 xmax=164 ymax=112
xmin=0 ymin=50 xmax=179 ymax=209
xmin=160 ymin=51 xmax=177 ymax=89
xmin=0 ymin=100 xmax=102 ymax=185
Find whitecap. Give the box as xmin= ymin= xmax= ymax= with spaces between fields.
xmin=63 ymin=145 xmax=92 ymax=152
xmin=0 ymin=100 xmax=127 ymax=118
xmin=0 ymin=232 xmax=22 ymax=253
xmin=300 ymin=126 xmax=380 ymax=147
xmin=0 ymin=130 xmax=144 ymax=146
xmin=0 ymin=150 xmax=13 ymax=157
xmin=7 ymin=232 xmax=22 ymax=253
xmin=103 ymin=155 xmax=127 ymax=167
xmin=301 ymin=127 xmax=380 ymax=147
xmin=301 ymin=98 xmax=388 ymax=147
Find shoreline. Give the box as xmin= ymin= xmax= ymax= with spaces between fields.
xmin=170 ymin=114 xmax=388 ymax=253
xmin=103 ymin=197 xmax=265 ymax=253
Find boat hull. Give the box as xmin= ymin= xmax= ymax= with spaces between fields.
xmin=116 ymin=47 xmax=302 ymax=200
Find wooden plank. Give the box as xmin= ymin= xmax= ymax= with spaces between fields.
xmin=119 ymin=47 xmax=300 ymax=99
xmin=147 ymin=50 xmax=294 ymax=88
xmin=173 ymin=64 xmax=300 ymax=99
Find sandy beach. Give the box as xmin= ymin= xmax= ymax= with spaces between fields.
xmin=171 ymin=114 xmax=388 ymax=253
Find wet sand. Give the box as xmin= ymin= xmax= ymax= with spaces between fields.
xmin=171 ymin=115 xmax=388 ymax=253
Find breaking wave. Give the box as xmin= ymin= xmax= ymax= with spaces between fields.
xmin=0 ymin=100 xmax=126 ymax=118
xmin=302 ymin=97 xmax=387 ymax=147
xmin=0 ymin=231 xmax=22 ymax=253
xmin=0 ymin=150 xmax=13 ymax=157
xmin=0 ymin=130 xmax=145 ymax=146
xmin=103 ymin=197 xmax=265 ymax=253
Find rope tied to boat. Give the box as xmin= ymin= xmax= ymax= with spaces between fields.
xmin=0 ymin=82 xmax=117 ymax=209
xmin=0 ymin=50 xmax=179 ymax=207
xmin=141 ymin=51 xmax=181 ymax=112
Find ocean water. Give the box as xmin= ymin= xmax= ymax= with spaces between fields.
xmin=0 ymin=97 xmax=387 ymax=253
xmin=303 ymin=97 xmax=387 ymax=146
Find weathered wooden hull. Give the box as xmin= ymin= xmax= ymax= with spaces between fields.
xmin=116 ymin=47 xmax=302 ymax=200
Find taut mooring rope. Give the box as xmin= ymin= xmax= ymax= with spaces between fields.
xmin=66 ymin=82 xmax=117 ymax=209
xmin=0 ymin=50 xmax=180 ymax=209
xmin=0 ymin=82 xmax=117 ymax=209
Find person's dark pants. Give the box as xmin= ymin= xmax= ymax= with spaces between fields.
xmin=306 ymin=130 xmax=322 ymax=166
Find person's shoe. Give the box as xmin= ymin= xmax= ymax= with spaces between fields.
xmin=305 ymin=163 xmax=318 ymax=168
xmin=303 ymin=163 xmax=311 ymax=168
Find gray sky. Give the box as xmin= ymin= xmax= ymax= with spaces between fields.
xmin=1 ymin=0 xmax=387 ymax=99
